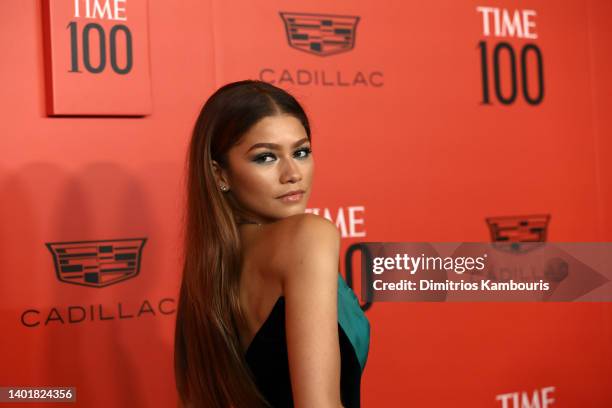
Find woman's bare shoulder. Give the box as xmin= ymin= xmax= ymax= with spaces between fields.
xmin=272 ymin=213 xmax=339 ymax=239
xmin=262 ymin=213 xmax=341 ymax=282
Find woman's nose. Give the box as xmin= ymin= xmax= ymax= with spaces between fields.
xmin=279 ymin=157 xmax=302 ymax=184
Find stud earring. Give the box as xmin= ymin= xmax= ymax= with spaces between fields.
xmin=220 ymin=184 xmax=228 ymax=192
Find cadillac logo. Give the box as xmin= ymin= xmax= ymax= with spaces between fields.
xmin=46 ymin=238 xmax=147 ymax=288
xmin=486 ymin=214 xmax=550 ymax=253
xmin=279 ymin=12 xmax=360 ymax=56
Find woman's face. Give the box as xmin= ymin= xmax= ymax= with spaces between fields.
xmin=214 ymin=114 xmax=314 ymax=224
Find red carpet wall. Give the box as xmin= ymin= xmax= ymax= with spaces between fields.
xmin=1 ymin=0 xmax=611 ymax=407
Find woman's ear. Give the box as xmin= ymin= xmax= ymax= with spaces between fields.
xmin=212 ymin=160 xmax=230 ymax=191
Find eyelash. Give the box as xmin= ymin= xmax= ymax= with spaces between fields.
xmin=253 ymin=147 xmax=312 ymax=164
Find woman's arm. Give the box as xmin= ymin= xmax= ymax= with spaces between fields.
xmin=275 ymin=214 xmax=343 ymax=408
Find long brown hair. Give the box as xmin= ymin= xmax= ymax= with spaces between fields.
xmin=174 ymin=80 xmax=311 ymax=407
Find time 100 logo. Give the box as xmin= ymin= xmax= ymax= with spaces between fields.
xmin=68 ymin=0 xmax=133 ymax=75
xmin=476 ymin=6 xmax=544 ymax=106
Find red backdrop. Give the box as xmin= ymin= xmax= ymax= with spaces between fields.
xmin=1 ymin=0 xmax=611 ymax=406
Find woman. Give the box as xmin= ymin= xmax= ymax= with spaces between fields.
xmin=174 ymin=80 xmax=370 ymax=408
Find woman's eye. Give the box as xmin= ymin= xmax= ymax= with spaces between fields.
xmin=295 ymin=147 xmax=312 ymax=159
xmin=253 ymin=153 xmax=275 ymax=163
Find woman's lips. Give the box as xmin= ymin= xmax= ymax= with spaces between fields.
xmin=277 ymin=192 xmax=304 ymax=203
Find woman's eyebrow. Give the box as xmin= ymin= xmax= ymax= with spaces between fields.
xmin=245 ymin=137 xmax=309 ymax=153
